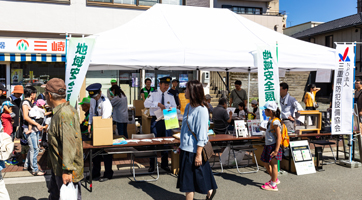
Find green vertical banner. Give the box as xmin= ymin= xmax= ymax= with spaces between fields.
xmin=65 ymin=38 xmax=96 ymax=107
xmin=256 ymin=45 xmax=280 ymax=120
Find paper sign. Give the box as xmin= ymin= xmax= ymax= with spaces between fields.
xmin=315 ymin=69 xmax=331 ymax=83
xmin=163 ymin=108 xmax=179 ymax=130
xmin=290 ymin=140 xmax=316 ymax=175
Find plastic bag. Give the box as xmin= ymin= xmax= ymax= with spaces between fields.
xmin=60 ymin=183 xmax=78 ymax=200
xmin=220 ymin=146 xmax=246 ymax=166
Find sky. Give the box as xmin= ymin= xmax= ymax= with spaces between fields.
xmin=280 ymin=0 xmax=357 ymax=28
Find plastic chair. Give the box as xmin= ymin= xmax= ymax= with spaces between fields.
xmin=131 ymin=133 xmax=159 ymax=182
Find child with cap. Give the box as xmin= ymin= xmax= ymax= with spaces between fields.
xmin=1 ymin=101 xmax=15 ymax=136
xmin=248 ymin=99 xmax=260 ymax=119
xmin=1 ymin=101 xmax=19 ymax=166
xmin=25 ymin=99 xmax=47 ymax=135
xmin=259 ymin=101 xmax=283 ymax=192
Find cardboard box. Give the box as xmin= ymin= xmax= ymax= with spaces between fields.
xmin=142 ymin=109 xmax=152 ymax=134
xmin=127 ymin=124 xmax=137 ymax=139
xmin=134 ymin=100 xmax=145 ymax=117
xmin=171 ymin=151 xmax=180 ymax=175
xmin=252 ymin=145 xmax=264 ymax=166
xmin=93 ymin=116 xmax=113 ymax=146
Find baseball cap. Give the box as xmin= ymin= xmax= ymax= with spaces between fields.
xmin=111 ymin=79 xmax=117 ymax=83
xmin=0 ymin=84 xmax=7 ymax=92
xmin=251 ymin=99 xmax=258 ymax=105
xmin=205 ymin=94 xmax=212 ymax=100
xmin=46 ymin=78 xmax=66 ymax=95
xmin=261 ymin=101 xmax=278 ymax=111
xmin=79 ymin=97 xmax=91 ymax=105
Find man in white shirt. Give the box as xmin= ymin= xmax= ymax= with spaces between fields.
xmin=280 ymin=82 xmax=302 ymax=132
xmin=86 ymin=83 xmax=113 ymax=182
xmin=144 ymin=76 xmax=176 ymax=172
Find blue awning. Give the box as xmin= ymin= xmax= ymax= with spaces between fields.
xmin=0 ymin=53 xmax=65 ymax=62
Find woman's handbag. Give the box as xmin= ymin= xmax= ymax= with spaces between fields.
xmin=186 ymin=107 xmax=214 ymax=162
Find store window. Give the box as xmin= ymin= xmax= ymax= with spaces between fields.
xmin=325 ymin=35 xmax=334 ymax=48
xmin=222 ymin=5 xmax=262 ymax=15
xmin=10 ymin=62 xmax=65 ymax=95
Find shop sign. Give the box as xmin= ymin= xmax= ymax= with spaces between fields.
xmin=256 ymin=46 xmax=280 ymax=120
xmin=0 ymin=38 xmax=65 ymax=53
xmin=331 ymin=43 xmax=355 ymax=135
xmin=65 ymin=38 xmax=96 ymax=106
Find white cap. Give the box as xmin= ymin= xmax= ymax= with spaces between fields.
xmin=261 ymin=101 xmax=278 ymax=111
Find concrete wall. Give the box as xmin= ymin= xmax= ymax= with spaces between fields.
xmin=0 ymin=0 xmax=144 ymax=36
xmin=187 ymin=0 xmax=210 ymax=7
xmin=210 ymin=71 xmax=310 ymax=102
xmin=283 ymin=22 xmax=323 ymax=36
xmin=299 ymin=27 xmax=362 ymax=76
xmin=242 ymin=14 xmax=284 ymax=33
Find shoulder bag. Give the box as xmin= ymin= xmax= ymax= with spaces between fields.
xmin=186 ymin=107 xmax=214 ymax=162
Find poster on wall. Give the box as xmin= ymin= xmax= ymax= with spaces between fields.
xmin=145 ymin=73 xmax=155 ymax=87
xmin=179 ymin=74 xmax=188 ymax=88
xmin=119 ymin=73 xmax=130 ymax=81
xmin=131 ymin=73 xmax=139 ymax=87
xmin=315 ymin=69 xmax=332 ymax=83
xmin=290 ymin=140 xmax=316 ymax=175
xmin=11 ymin=69 xmax=23 ymax=84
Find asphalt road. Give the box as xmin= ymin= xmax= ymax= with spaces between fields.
xmin=6 ymin=164 xmax=362 ymax=200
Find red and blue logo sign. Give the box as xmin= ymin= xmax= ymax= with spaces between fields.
xmin=339 ymin=47 xmax=350 ymax=62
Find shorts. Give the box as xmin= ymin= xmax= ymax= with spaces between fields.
xmin=261 ymin=143 xmax=283 ymax=163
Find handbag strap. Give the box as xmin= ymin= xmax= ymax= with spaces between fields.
xmin=186 ymin=106 xmax=199 ymax=142
xmin=234 ymin=89 xmax=244 ymax=102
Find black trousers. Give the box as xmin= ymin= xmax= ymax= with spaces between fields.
xmin=92 ymin=154 xmax=113 ymax=178
xmin=150 ymin=117 xmax=171 ymax=168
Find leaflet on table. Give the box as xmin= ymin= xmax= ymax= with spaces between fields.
xmin=247 ymin=120 xmax=263 ymax=136
xmin=234 ymin=120 xmax=248 ymax=137
xmin=227 ymin=107 xmax=236 ymax=114
xmin=163 ymin=108 xmax=180 ymax=130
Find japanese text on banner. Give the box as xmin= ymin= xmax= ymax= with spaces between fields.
xmin=331 ymin=44 xmax=354 ymax=135
xmin=65 ymin=38 xmax=95 ymax=107
xmin=256 ymin=46 xmax=280 ymax=120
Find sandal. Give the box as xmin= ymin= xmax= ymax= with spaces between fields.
xmin=206 ymin=189 xmax=217 ymax=200
xmin=32 ymin=170 xmax=46 ymax=176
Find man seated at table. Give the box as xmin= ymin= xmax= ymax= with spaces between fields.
xmin=212 ymin=98 xmax=233 ymax=134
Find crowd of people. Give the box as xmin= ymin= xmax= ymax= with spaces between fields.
xmin=0 ymin=74 xmax=350 ymax=199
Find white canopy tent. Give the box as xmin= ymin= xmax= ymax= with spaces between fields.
xmin=89 ymin=4 xmax=337 ymax=72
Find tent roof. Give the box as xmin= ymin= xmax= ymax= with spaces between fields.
xmin=89 ymin=4 xmax=337 ymax=72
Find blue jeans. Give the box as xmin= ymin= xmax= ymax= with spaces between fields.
xmin=24 ymin=131 xmax=39 ymax=173
xmin=116 ymin=123 xmax=128 ymax=139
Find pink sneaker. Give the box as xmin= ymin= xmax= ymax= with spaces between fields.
xmin=261 ymin=183 xmax=278 ymax=191
xmin=265 ymin=178 xmax=280 ymax=185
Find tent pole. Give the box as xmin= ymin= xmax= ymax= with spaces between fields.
xmin=247 ymin=67 xmax=251 ymax=111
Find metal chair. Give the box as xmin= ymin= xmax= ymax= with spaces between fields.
xmin=210 ymin=146 xmax=224 ymax=174
xmin=231 ymin=145 xmax=259 ymax=174
xmin=131 ymin=133 xmax=159 ymax=182
xmin=309 ymin=140 xmax=337 ymax=165
xmin=212 ymin=120 xmax=229 ymax=135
